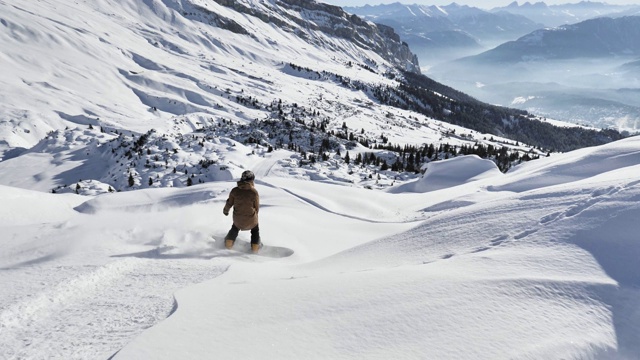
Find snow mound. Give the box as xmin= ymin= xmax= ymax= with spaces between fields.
xmin=401 ymin=155 xmax=501 ymax=193
xmin=74 ymin=186 xmax=218 ymax=214
xmin=490 ymin=135 xmax=640 ymax=193
xmin=0 ymin=185 xmax=84 ymax=227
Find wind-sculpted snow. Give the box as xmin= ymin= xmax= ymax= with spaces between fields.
xmin=106 ymin=136 xmax=640 ymax=359
xmin=74 ymin=186 xmax=222 ymax=214
xmin=392 ymin=154 xmax=502 ymax=193
xmin=2 ymin=137 xmax=640 ymax=357
xmin=0 ymin=183 xmax=236 ymax=359
xmin=488 ymin=135 xmax=640 ymax=193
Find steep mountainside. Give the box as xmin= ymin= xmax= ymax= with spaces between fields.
xmin=0 ymin=0 xmax=416 ymax=155
xmin=193 ymin=0 xmax=420 ymax=73
xmin=0 ymin=0 xmax=625 ymax=194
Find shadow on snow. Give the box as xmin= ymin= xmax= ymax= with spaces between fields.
xmin=111 ymin=239 xmax=294 ymax=260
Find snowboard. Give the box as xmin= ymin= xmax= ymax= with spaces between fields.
xmin=213 ymin=237 xmax=294 ymax=258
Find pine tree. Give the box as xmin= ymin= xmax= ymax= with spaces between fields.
xmin=128 ymin=173 xmax=135 ymax=187
xmin=380 ymin=160 xmax=389 ymax=171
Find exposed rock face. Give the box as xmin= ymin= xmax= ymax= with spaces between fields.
xmin=198 ymin=0 xmax=420 ymax=73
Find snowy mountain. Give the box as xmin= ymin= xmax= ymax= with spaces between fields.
xmin=428 ymin=16 xmax=640 ymax=132
xmin=614 ymin=5 xmax=640 ymax=17
xmin=464 ymin=16 xmax=640 ymax=63
xmin=1 ymin=0 xmax=624 ymax=195
xmin=0 ymin=0 xmax=418 ymax=157
xmin=621 ymin=58 xmax=640 ymax=71
xmin=492 ymin=1 xmax=637 ymax=27
xmin=344 ymin=3 xmax=542 ymax=66
xmin=1 ymin=1 xmax=640 ymax=358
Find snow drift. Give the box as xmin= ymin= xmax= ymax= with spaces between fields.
xmin=2 ymin=135 xmax=639 ymax=359
xmin=107 ymin=136 xmax=640 ymax=359
xmin=395 ymin=154 xmax=502 ymax=193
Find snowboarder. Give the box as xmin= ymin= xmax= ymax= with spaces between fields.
xmin=223 ymin=170 xmax=261 ymax=253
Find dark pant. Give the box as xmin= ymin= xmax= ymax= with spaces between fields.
xmin=225 ymin=224 xmax=260 ymax=244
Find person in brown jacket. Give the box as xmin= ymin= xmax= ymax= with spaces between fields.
xmin=223 ymin=170 xmax=261 ymax=253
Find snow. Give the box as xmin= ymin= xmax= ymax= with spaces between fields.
xmin=2 ymin=136 xmax=640 ymax=359
xmin=511 ymin=95 xmax=538 ymax=105
xmin=2 ymin=0 xmax=640 ymax=358
xmin=395 ymin=154 xmax=502 ymax=193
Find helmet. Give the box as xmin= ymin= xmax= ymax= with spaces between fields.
xmin=240 ymin=170 xmax=255 ymax=182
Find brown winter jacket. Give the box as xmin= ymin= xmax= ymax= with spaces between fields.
xmin=223 ymin=180 xmax=259 ymax=231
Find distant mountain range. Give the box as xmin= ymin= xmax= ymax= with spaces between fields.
xmin=343 ymin=1 xmax=640 ymax=131
xmin=491 ymin=1 xmax=639 ymax=27
xmin=345 ymin=2 xmax=541 ymax=40
xmin=462 ymin=16 xmax=640 ymax=64
xmin=345 ymin=2 xmax=640 ymax=68
xmin=427 ymin=15 xmax=640 ymax=132
xmin=344 ymin=3 xmax=542 ymax=65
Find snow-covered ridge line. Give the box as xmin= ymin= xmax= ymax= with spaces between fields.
xmin=189 ymin=0 xmax=420 ymax=73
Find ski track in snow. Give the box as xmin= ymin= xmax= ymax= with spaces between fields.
xmin=0 ymin=256 xmax=229 ymax=360
xmin=273 ymin=186 xmax=389 ymax=223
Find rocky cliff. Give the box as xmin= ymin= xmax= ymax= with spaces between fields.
xmin=196 ymin=0 xmax=420 ymax=73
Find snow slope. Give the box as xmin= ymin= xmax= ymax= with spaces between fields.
xmin=2 ymin=0 xmax=639 ymax=358
xmin=0 ymin=0 xmax=414 ymax=158
xmin=1 ymin=0 xmax=542 ymax=194
xmin=2 ymin=135 xmax=639 ymax=359
xmin=112 ymin=136 xmax=640 ymax=359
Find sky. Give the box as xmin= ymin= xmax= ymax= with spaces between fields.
xmin=321 ymin=0 xmax=640 ymax=9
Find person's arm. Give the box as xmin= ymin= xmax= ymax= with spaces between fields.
xmin=223 ymin=189 xmax=235 ymax=215
xmin=255 ymin=191 xmax=260 ymax=214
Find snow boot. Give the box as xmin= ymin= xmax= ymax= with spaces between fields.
xmin=225 ymin=239 xmax=235 ymax=249
xmin=251 ymin=243 xmax=262 ymax=254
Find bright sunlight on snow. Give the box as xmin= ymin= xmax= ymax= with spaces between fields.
xmin=1 ymin=0 xmax=640 ymax=359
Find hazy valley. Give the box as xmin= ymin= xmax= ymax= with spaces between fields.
xmin=348 ymin=1 xmax=640 ymax=132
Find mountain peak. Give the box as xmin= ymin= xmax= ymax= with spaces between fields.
xmin=523 ymin=2 xmax=549 ymax=9
xmin=246 ymin=0 xmax=421 ymax=73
